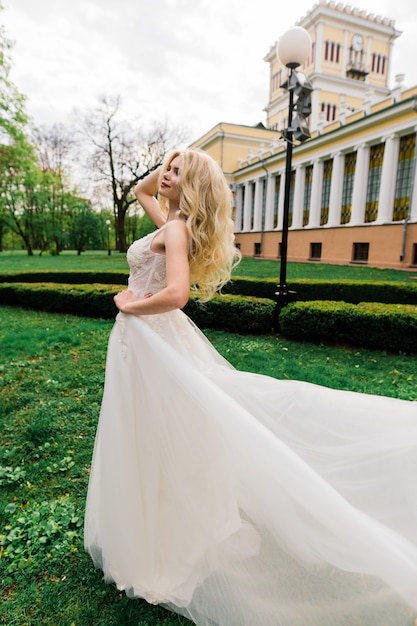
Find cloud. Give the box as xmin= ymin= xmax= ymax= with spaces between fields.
xmin=3 ymin=0 xmax=417 ymax=142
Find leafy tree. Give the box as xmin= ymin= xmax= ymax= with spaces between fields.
xmin=68 ymin=198 xmax=102 ymax=255
xmin=0 ymin=2 xmax=32 ymax=251
xmin=2 ymin=161 xmax=59 ymax=255
xmin=125 ymin=210 xmax=156 ymax=244
xmin=77 ymin=95 xmax=186 ymax=252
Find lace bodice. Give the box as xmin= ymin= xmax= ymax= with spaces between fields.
xmin=127 ymin=230 xmax=166 ymax=297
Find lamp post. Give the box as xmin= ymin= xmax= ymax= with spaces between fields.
xmin=273 ymin=26 xmax=313 ymax=330
xmin=105 ymin=219 xmax=111 ymax=256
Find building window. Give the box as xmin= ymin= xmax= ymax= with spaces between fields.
xmin=371 ymin=54 xmax=387 ymax=75
xmin=250 ymin=183 xmax=255 ymax=229
xmin=324 ymin=41 xmax=341 ymax=63
xmin=412 ymin=243 xmax=417 ymax=266
xmin=235 ymin=242 xmax=241 ymax=250
xmin=303 ymin=165 xmax=313 ymax=226
xmin=273 ymin=174 xmax=281 ymax=228
xmin=254 ymin=242 xmax=261 ymax=256
xmin=310 ymin=242 xmax=322 ymax=260
xmin=288 ymin=170 xmax=296 ymax=228
xmin=302 ymin=41 xmax=315 ymax=68
xmin=240 ymin=185 xmax=245 ymax=231
xmin=365 ymin=143 xmax=384 ymax=222
xmin=320 ymin=158 xmax=333 ymax=225
xmin=320 ymin=102 xmax=337 ymax=122
xmin=278 ymin=242 xmax=282 ymax=259
xmin=261 ymin=178 xmax=267 ymax=232
xmin=271 ymin=70 xmax=283 ymax=93
xmin=341 ymin=151 xmax=356 ymax=224
xmin=393 ymin=133 xmax=416 ymax=221
xmin=352 ymin=242 xmax=369 ymax=263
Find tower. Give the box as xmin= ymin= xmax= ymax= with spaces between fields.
xmin=264 ymin=1 xmax=402 ymax=133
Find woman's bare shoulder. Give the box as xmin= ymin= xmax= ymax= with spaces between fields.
xmin=152 ymin=218 xmax=188 ymax=254
xmin=162 ymin=218 xmax=188 ymax=239
xmin=164 ymin=217 xmax=187 ymax=230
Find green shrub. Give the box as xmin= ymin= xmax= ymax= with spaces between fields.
xmin=2 ymin=271 xmax=417 ymax=305
xmin=279 ymin=300 xmax=417 ymax=354
xmin=0 ymin=282 xmax=121 ymax=319
xmin=0 ymin=270 xmax=129 ymax=285
xmin=184 ymin=294 xmax=274 ymax=333
xmin=2 ymin=282 xmax=416 ymax=351
xmin=0 ymin=282 xmax=274 ymax=333
xmin=225 ymin=277 xmax=417 ymax=305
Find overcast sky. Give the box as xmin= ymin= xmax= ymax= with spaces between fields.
xmin=2 ymin=0 xmax=417 ymax=144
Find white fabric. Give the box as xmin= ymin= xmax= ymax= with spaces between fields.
xmin=85 ymin=230 xmax=417 ymax=626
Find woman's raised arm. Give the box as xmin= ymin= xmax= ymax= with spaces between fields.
xmin=134 ymin=167 xmax=166 ymax=228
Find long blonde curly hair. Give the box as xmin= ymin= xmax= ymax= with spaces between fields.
xmin=158 ymin=149 xmax=241 ymax=300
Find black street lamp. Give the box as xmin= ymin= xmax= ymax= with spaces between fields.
xmin=273 ymin=27 xmax=313 ymax=330
xmin=105 ymin=219 xmax=111 ymax=256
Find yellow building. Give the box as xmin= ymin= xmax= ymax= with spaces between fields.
xmin=191 ymin=1 xmax=417 ymax=270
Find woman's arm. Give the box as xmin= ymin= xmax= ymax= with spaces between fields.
xmin=134 ymin=167 xmax=165 ymax=228
xmin=114 ymin=220 xmax=190 ymax=315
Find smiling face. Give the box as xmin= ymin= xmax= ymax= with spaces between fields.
xmin=159 ymin=155 xmax=182 ymax=207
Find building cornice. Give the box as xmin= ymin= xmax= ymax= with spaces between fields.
xmin=234 ymin=95 xmax=417 ymax=176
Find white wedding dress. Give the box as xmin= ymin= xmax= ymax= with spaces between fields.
xmin=85 ymin=229 xmax=417 ymax=626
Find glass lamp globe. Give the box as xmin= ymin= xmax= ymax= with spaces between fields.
xmin=277 ymin=27 xmax=312 ymax=69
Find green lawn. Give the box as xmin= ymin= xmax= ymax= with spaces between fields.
xmin=236 ymin=256 xmax=417 ymax=282
xmin=1 ymin=306 xmax=416 ymax=625
xmin=1 ymin=249 xmax=416 ymax=281
xmin=0 ymin=249 xmax=129 ymax=272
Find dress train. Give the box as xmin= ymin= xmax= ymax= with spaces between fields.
xmin=84 ymin=230 xmax=417 ymax=626
xmin=85 ymin=309 xmax=417 ymax=626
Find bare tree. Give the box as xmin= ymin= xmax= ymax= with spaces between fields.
xmin=32 ymin=123 xmax=75 ymax=179
xmin=76 ymin=95 xmax=186 ymax=252
xmin=31 ymin=123 xmax=78 ymax=252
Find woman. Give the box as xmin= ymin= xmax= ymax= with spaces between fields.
xmin=85 ymin=149 xmax=417 ymax=626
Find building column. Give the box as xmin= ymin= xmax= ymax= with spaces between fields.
xmin=264 ymin=174 xmax=276 ymax=230
xmin=234 ymin=185 xmax=243 ymax=232
xmin=376 ymin=134 xmax=399 ymax=224
xmin=327 ymin=152 xmax=344 ymax=227
xmin=307 ymin=159 xmax=323 ymax=228
xmin=291 ymin=165 xmax=305 ymax=229
xmin=242 ymin=181 xmax=252 ymax=231
xmin=350 ymin=143 xmax=370 ymax=225
xmin=253 ymin=178 xmax=264 ymax=231
xmin=277 ymin=168 xmax=286 ymax=230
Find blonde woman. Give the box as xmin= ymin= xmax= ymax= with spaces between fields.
xmin=85 ymin=149 xmax=417 ymax=626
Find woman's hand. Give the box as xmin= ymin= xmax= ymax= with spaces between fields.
xmin=114 ymin=290 xmax=151 ymax=313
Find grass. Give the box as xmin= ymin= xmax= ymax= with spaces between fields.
xmin=235 ymin=256 xmax=417 ymax=282
xmin=1 ymin=306 xmax=416 ymax=625
xmin=0 ymin=250 xmax=129 ymax=272
xmin=1 ymin=249 xmax=416 ymax=281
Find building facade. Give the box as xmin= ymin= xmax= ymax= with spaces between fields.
xmin=191 ymin=1 xmax=417 ymax=270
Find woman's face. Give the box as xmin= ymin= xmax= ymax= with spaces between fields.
xmin=159 ymin=155 xmax=182 ymax=205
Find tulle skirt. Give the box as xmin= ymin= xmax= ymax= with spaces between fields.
xmin=84 ymin=309 xmax=417 ymax=626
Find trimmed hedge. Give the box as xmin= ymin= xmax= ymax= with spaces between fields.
xmin=2 ymin=271 xmax=416 ymax=305
xmin=279 ymin=300 xmax=417 ymax=354
xmin=0 ymin=282 xmax=274 ymax=334
xmin=0 ymin=282 xmax=122 ymax=319
xmin=0 ymin=270 xmax=129 ymax=285
xmin=2 ymin=282 xmax=417 ymax=352
xmin=225 ymin=277 xmax=417 ymax=305
xmin=184 ymin=295 xmax=274 ymax=333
